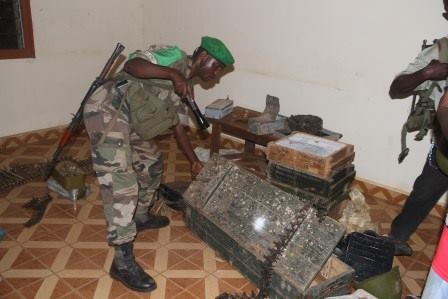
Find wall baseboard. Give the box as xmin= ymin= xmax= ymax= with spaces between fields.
xmin=0 ymin=125 xmax=65 ymax=152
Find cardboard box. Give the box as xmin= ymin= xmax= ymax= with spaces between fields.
xmin=205 ymin=98 xmax=234 ymax=119
xmin=267 ymin=132 xmax=354 ymax=179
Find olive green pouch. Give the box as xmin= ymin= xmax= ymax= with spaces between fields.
xmin=126 ymin=81 xmax=178 ymax=140
xmin=354 ymin=266 xmax=401 ymax=299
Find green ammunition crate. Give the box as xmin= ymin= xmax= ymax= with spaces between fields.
xmin=267 ymin=162 xmax=355 ymax=198
xmin=269 ymin=180 xmax=349 ymax=214
xmin=183 ymin=155 xmax=354 ymax=298
xmin=52 ymin=160 xmax=85 ymax=190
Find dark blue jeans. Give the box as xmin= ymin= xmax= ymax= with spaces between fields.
xmin=390 ymin=146 xmax=448 ymax=242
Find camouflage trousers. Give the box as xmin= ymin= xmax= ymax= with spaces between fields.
xmin=83 ymin=81 xmax=163 ymax=245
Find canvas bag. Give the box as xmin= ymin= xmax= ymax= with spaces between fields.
xmin=113 ymin=72 xmax=179 ymax=140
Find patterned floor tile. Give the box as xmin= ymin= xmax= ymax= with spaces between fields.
xmin=63 ymin=247 xmax=109 ymax=271
xmin=21 ymin=146 xmax=52 ymax=157
xmin=169 ymin=227 xmax=202 ymax=244
xmin=15 ymin=185 xmax=49 ymax=199
xmin=167 ymin=249 xmax=204 ymax=271
xmin=217 ymin=278 xmax=258 ymax=295
xmin=0 ymin=128 xmax=445 ymax=299
xmin=11 ymin=247 xmax=60 ymax=270
xmin=0 ymin=203 xmax=33 ymax=219
xmin=76 ymin=224 xmax=108 ymax=242
xmin=44 ymin=201 xmax=82 ymax=220
xmin=134 ymin=248 xmax=157 ymax=271
xmin=28 ymin=223 xmax=72 ymax=242
xmin=165 ymin=278 xmax=206 ymax=299
xmin=84 ymin=204 xmax=105 ymax=220
xmin=1 ymin=277 xmax=46 ymax=298
xmin=108 ymin=279 xmax=152 ymax=299
xmin=135 ymin=229 xmax=161 ymax=244
xmin=0 ymin=223 xmax=26 ymax=242
xmin=214 ymin=255 xmax=235 ymax=271
xmin=51 ymin=277 xmax=99 ymax=299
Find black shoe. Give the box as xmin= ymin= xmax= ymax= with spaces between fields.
xmin=159 ymin=182 xmax=189 ymax=211
xmin=388 ymin=237 xmax=413 ymax=256
xmin=135 ymin=213 xmax=170 ymax=232
xmin=110 ymin=242 xmax=157 ymax=292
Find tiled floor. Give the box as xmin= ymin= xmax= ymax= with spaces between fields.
xmin=0 ymin=129 xmax=444 ymax=298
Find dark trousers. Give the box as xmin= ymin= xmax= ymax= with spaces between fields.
xmin=390 ymin=147 xmax=448 ymax=242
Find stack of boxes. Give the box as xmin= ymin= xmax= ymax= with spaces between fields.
xmin=266 ymin=132 xmax=355 ymax=213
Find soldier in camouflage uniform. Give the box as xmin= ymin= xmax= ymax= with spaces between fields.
xmin=83 ymin=36 xmax=234 ymax=292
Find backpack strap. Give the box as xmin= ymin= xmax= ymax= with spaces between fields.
xmin=97 ymin=80 xmax=129 ymax=146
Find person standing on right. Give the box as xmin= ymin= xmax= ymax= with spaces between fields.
xmin=419 ymin=78 xmax=448 ymax=299
xmin=388 ymin=0 xmax=448 ymax=256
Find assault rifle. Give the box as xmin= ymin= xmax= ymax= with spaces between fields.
xmin=18 ymin=43 xmax=125 ymax=227
xmin=45 ymin=43 xmax=125 ymax=178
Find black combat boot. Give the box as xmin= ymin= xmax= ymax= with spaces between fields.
xmin=110 ymin=242 xmax=157 ymax=292
xmin=392 ymin=239 xmax=413 ymax=256
xmin=387 ymin=235 xmax=413 ymax=256
xmin=135 ymin=213 xmax=170 ymax=232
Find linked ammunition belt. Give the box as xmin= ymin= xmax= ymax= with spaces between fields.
xmin=0 ymin=158 xmax=92 ymax=195
xmin=0 ymin=162 xmax=48 ymax=195
xmin=1 ymin=158 xmax=93 ymax=227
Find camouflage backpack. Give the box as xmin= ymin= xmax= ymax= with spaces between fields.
xmin=111 ymin=46 xmax=188 ymax=140
xmin=119 ymin=73 xmax=179 ymax=140
xmin=398 ymin=38 xmax=448 ymax=163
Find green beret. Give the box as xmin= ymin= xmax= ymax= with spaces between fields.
xmin=200 ymin=36 xmax=235 ymax=66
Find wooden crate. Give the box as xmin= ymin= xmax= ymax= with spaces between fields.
xmin=183 ymin=155 xmax=354 ymax=298
xmin=266 ymin=132 xmax=354 ymax=179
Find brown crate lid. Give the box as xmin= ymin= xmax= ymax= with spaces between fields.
xmin=267 ymin=132 xmax=353 ymax=159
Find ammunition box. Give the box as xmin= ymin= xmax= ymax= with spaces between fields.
xmin=268 ymin=162 xmax=355 ymax=198
xmin=269 ymin=179 xmax=349 ymax=214
xmin=52 ymin=161 xmax=85 ymax=190
xmin=184 ymin=155 xmax=354 ymax=298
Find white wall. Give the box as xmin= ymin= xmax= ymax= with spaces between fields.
xmin=0 ymin=0 xmax=446 ymax=193
xmin=143 ymin=0 xmax=447 ymax=193
xmin=0 ymin=0 xmax=145 ymax=136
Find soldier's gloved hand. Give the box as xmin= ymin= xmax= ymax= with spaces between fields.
xmin=424 ymin=60 xmax=448 ymax=81
xmin=170 ymin=70 xmax=193 ymax=99
xmin=191 ymin=161 xmax=204 ymax=179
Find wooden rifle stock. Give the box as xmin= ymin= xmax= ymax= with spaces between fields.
xmin=45 ymin=43 xmax=125 ymax=178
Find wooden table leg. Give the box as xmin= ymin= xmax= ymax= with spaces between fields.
xmin=210 ymin=124 xmax=222 ymax=154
